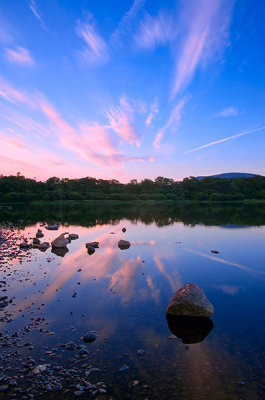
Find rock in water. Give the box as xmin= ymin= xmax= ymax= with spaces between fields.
xmin=118 ymin=240 xmax=131 ymax=250
xmin=36 ymin=229 xmax=44 ymax=238
xmin=33 ymin=237 xmax=41 ymax=245
xmin=87 ymin=245 xmax=95 ymax=255
xmin=122 ymin=227 xmax=126 ymax=233
xmin=69 ymin=234 xmax=79 ymax=240
xmin=45 ymin=224 xmax=59 ymax=230
xmin=38 ymin=242 xmax=50 ymax=250
xmin=166 ymin=283 xmax=214 ymax=318
xmin=82 ymin=332 xmax=97 ymax=343
xmin=85 ymin=242 xmax=99 ymax=248
xmin=51 ymin=233 xmax=69 ymax=248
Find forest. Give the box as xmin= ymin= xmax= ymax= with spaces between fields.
xmin=0 ymin=173 xmax=265 ymax=203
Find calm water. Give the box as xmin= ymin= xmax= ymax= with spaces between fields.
xmin=1 ymin=203 xmax=265 ymax=399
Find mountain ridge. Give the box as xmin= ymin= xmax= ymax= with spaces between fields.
xmin=195 ymin=172 xmax=258 ymax=180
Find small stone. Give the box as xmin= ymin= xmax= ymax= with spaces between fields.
xmin=82 ymin=332 xmax=97 ymax=343
xmin=119 ymin=364 xmax=129 ymax=372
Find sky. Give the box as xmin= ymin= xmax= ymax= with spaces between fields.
xmin=0 ymin=0 xmax=265 ymax=182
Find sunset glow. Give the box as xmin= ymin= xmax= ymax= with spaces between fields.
xmin=0 ymin=1 xmax=264 ymax=181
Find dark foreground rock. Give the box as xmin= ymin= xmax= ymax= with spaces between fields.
xmin=166 ymin=283 xmax=214 ymax=318
xmin=166 ymin=314 xmax=214 ymax=344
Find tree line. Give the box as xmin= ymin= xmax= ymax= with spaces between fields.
xmin=0 ymin=173 xmax=265 ymax=202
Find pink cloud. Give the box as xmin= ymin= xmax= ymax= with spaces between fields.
xmin=76 ymin=20 xmax=108 ymax=64
xmin=0 ymin=75 xmax=154 ymax=175
xmin=2 ymin=138 xmax=26 ymax=150
xmin=153 ymin=98 xmax=186 ymax=148
xmin=107 ymin=97 xmax=140 ymax=145
xmin=39 ymin=97 xmax=152 ymax=168
xmin=5 ymin=46 xmax=35 ymax=66
xmin=0 ymin=77 xmax=35 ymax=107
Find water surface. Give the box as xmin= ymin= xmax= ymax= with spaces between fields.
xmin=1 ymin=203 xmax=265 ymax=399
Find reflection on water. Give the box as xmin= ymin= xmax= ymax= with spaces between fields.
xmin=1 ymin=203 xmax=265 ymax=399
xmin=166 ymin=315 xmax=214 ymax=344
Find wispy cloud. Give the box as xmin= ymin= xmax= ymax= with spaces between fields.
xmin=185 ymin=125 xmax=265 ymax=153
xmin=185 ymin=248 xmax=265 ymax=276
xmin=5 ymin=46 xmax=35 ymax=66
xmin=134 ymin=11 xmax=177 ymax=50
xmin=153 ymin=98 xmax=186 ymax=148
xmin=107 ymin=97 xmax=140 ymax=145
xmin=145 ymin=98 xmax=159 ymax=126
xmin=29 ymin=0 xmax=45 ymax=29
xmin=0 ymin=76 xmax=35 ymax=107
xmin=111 ymin=0 xmax=146 ymax=45
xmin=76 ymin=19 xmax=108 ymax=65
xmin=213 ymin=106 xmax=239 ymax=117
xmin=172 ymin=0 xmax=233 ymax=98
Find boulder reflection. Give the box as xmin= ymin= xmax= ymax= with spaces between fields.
xmin=51 ymin=247 xmax=69 ymax=257
xmin=166 ymin=315 xmax=214 ymax=344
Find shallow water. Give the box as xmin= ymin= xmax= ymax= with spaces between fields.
xmin=1 ymin=203 xmax=265 ymax=399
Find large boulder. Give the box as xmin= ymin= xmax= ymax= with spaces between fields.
xmin=166 ymin=283 xmax=214 ymax=318
xmin=51 ymin=233 xmax=69 ymax=248
xmin=118 ymin=240 xmax=130 ymax=250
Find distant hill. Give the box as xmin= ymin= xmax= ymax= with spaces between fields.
xmin=195 ymin=172 xmax=258 ymax=180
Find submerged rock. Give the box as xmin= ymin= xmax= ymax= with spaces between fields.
xmin=166 ymin=315 xmax=214 ymax=344
xmin=166 ymin=283 xmax=214 ymax=318
xmin=118 ymin=240 xmax=131 ymax=250
xmin=32 ymin=364 xmax=47 ymax=374
xmin=51 ymin=233 xmax=69 ymax=248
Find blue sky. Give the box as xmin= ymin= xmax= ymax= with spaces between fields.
xmin=0 ymin=0 xmax=264 ymax=181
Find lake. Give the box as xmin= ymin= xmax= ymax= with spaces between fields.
xmin=0 ymin=202 xmax=265 ymax=399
